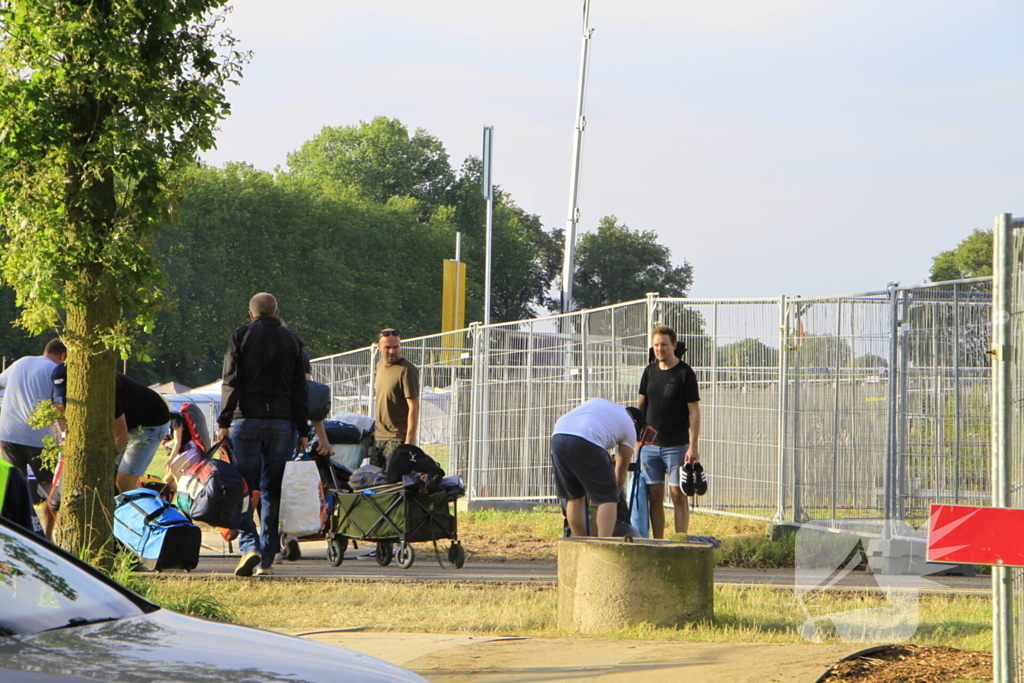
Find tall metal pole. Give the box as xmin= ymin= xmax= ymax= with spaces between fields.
xmin=991 ymin=213 xmax=1014 ymax=683
xmin=482 ymin=126 xmax=494 ymax=326
xmin=559 ymin=0 xmax=594 ymax=314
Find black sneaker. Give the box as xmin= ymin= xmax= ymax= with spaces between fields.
xmin=693 ymin=462 xmax=708 ymax=496
xmin=681 ymin=462 xmax=696 ymax=496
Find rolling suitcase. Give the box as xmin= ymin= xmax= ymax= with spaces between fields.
xmin=113 ymin=488 xmax=201 ymax=571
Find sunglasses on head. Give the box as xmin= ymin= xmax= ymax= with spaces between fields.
xmin=380 ymin=329 xmax=400 ymax=338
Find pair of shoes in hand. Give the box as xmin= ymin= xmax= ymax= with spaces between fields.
xmin=681 ymin=462 xmax=708 ymax=497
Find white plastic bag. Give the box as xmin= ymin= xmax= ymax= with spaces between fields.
xmin=279 ymin=459 xmax=323 ymax=537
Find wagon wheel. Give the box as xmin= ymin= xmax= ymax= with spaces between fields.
xmin=397 ymin=543 xmax=415 ymax=569
xmin=447 ymin=542 xmax=466 ymax=569
xmin=327 ymin=537 xmax=347 ymax=567
xmin=374 ymin=540 xmax=394 ymax=567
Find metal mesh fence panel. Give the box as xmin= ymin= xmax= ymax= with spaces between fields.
xmin=896 ymin=281 xmax=992 ymax=528
xmin=778 ymin=292 xmax=893 ymax=533
xmin=311 ymin=282 xmax=995 ymax=537
xmin=658 ymin=298 xmax=782 ymax=519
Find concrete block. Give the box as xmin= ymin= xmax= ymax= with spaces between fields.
xmin=557 ymin=537 xmax=715 ymax=633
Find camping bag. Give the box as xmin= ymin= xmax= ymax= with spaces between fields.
xmin=113 ymin=488 xmax=201 ymax=571
xmin=322 ymin=420 xmax=363 ymax=444
xmin=175 ymin=440 xmax=246 ymax=530
xmin=385 ymin=444 xmax=445 ymax=484
xmin=348 ymin=464 xmax=388 ymax=490
xmin=315 ymin=420 xmax=370 ymax=473
xmin=279 ymin=456 xmax=323 ymax=537
xmin=307 ymin=380 xmax=331 ymax=422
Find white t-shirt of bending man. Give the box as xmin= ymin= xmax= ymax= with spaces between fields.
xmin=552 ymin=398 xmax=635 ymax=452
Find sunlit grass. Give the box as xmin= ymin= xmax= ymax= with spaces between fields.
xmin=144 ymin=578 xmax=991 ymax=651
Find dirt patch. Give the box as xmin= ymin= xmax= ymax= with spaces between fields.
xmin=819 ymin=644 xmax=992 ymax=683
xmin=460 ymin=527 xmax=557 ymax=562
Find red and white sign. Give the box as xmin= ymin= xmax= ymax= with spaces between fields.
xmin=927 ymin=504 xmax=1024 ymax=567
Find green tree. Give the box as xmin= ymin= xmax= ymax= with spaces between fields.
xmin=0 ymin=0 xmax=246 ymax=560
xmin=794 ymin=334 xmax=854 ymax=369
xmin=555 ymin=216 xmax=694 ymax=311
xmin=149 ymin=163 xmax=451 ymax=386
xmin=286 ymin=117 xmax=454 ymax=212
xmin=446 ymin=157 xmax=561 ymax=323
xmin=929 ymin=229 xmax=992 ymax=282
xmin=854 ymin=354 xmax=888 ymax=368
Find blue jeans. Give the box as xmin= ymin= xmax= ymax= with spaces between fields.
xmin=117 ymin=422 xmax=170 ymax=477
xmin=230 ymin=419 xmax=297 ymax=569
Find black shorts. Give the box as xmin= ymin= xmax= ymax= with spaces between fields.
xmin=549 ymin=434 xmax=619 ymax=505
xmin=0 ymin=441 xmax=53 ymax=505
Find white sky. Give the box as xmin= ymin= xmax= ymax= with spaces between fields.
xmin=201 ymin=1 xmax=1024 ymax=300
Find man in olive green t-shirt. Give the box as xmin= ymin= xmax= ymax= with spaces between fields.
xmin=372 ymin=328 xmax=420 ymax=467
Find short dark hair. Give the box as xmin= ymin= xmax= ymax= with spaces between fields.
xmin=44 ymin=338 xmax=66 ymax=356
xmin=651 ymin=325 xmax=676 ymax=344
xmin=625 ymin=406 xmax=646 ymax=441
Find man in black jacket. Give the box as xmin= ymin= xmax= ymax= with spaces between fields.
xmin=217 ymin=293 xmax=308 ymax=577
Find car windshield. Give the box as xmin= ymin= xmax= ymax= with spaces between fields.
xmin=0 ymin=523 xmax=145 ymax=636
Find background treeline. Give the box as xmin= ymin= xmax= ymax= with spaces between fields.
xmin=0 ymin=117 xmax=694 ymax=386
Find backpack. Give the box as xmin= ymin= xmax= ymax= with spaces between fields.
xmin=385 ymin=444 xmax=445 ymax=484
xmin=307 ymin=380 xmax=331 ymax=422
xmin=175 ymin=439 xmax=247 ymax=530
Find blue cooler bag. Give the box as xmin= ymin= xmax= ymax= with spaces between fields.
xmin=114 ymin=488 xmax=201 ymax=571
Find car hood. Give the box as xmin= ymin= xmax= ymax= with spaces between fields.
xmin=0 ymin=608 xmax=426 ymax=683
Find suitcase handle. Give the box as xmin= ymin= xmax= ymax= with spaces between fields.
xmin=117 ymin=492 xmax=179 ymax=526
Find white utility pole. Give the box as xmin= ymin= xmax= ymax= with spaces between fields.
xmin=560 ymin=0 xmax=594 ymax=314
xmin=482 ymin=125 xmax=494 ymax=325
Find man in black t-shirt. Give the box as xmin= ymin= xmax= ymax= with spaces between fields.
xmin=52 ymin=367 xmax=171 ymax=493
xmin=113 ymin=373 xmax=171 ymax=493
xmin=637 ymin=325 xmax=701 ymax=537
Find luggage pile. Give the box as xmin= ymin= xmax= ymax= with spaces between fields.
xmin=114 ymin=401 xmax=250 ymax=573
xmin=327 ymin=443 xmax=466 ymax=570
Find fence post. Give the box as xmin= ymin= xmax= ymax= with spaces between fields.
xmin=775 ymin=295 xmax=789 ymax=523
xmin=581 ymin=311 xmax=589 ymax=401
xmin=467 ymin=322 xmax=482 ymax=502
xmin=953 ymin=283 xmax=962 ymax=503
xmin=368 ymin=344 xmax=378 ymax=424
xmin=646 ymin=291 xmax=660 ymax=331
xmin=883 ymin=284 xmax=900 ymax=541
xmin=991 ymin=212 xmax=1015 ymax=683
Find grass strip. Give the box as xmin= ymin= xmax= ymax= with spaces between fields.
xmin=144 ymin=577 xmax=991 ymax=651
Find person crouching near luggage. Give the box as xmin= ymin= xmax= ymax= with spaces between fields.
xmin=113 ymin=374 xmax=172 ymax=493
xmin=550 ymin=398 xmax=643 ymax=538
xmin=53 ymin=364 xmax=171 ymax=494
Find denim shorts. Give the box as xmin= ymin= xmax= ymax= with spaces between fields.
xmin=117 ymin=422 xmax=170 ymax=477
xmin=641 ymin=444 xmax=689 ymax=488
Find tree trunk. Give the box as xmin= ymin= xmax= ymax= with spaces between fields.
xmin=57 ymin=271 xmax=118 ymax=568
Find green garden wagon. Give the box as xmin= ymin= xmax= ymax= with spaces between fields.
xmin=326 ymin=486 xmax=465 ymax=569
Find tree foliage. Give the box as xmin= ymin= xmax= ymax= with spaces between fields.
xmin=929 ymin=229 xmax=992 ymax=282
xmin=287 ymin=117 xmax=454 ymax=212
xmin=554 ymin=216 xmax=694 ymax=311
xmin=0 ymin=0 xmax=247 ymax=560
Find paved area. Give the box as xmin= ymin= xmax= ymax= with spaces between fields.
xmin=273 ymin=629 xmax=862 ymax=683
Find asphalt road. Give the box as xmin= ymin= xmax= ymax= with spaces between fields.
xmin=153 ymin=535 xmax=992 ymax=595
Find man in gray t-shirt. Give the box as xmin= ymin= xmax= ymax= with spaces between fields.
xmin=0 ymin=339 xmax=67 ymax=537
